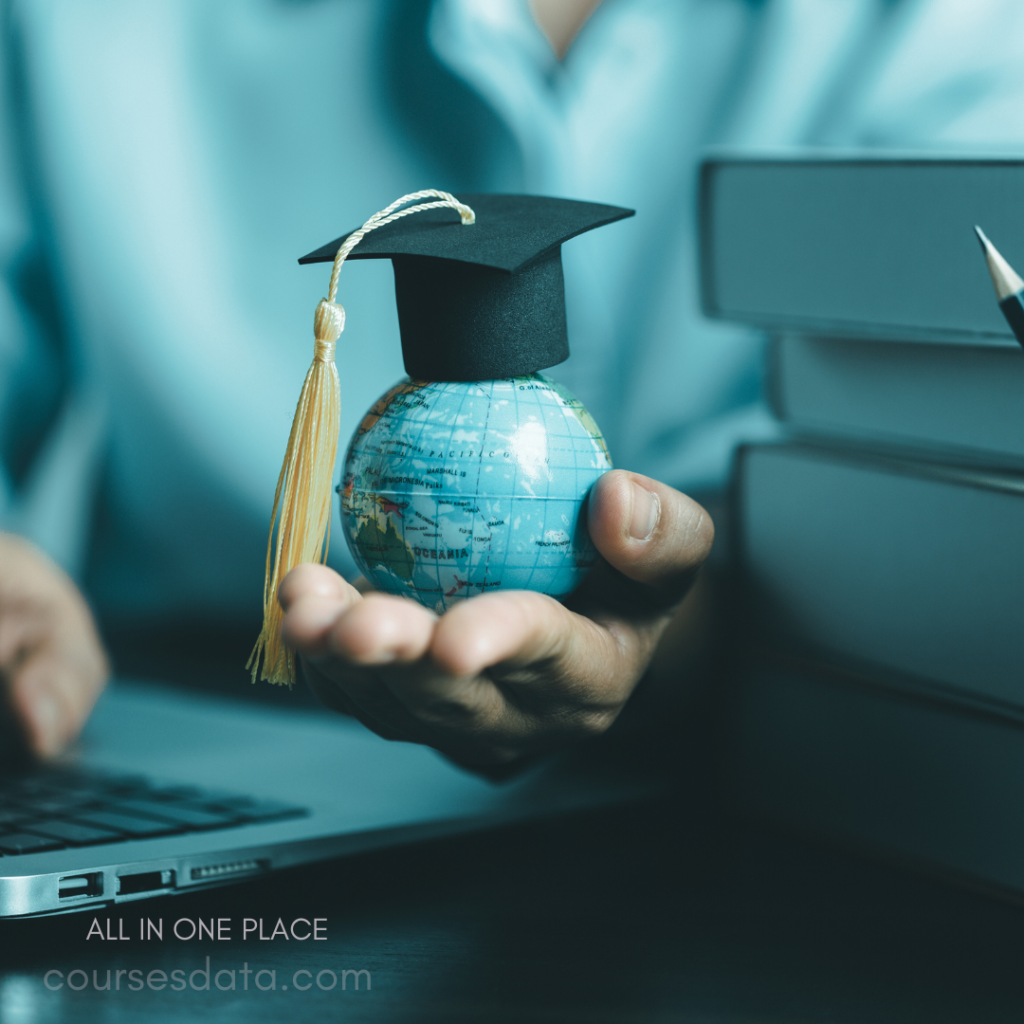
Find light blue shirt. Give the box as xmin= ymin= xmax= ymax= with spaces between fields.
xmin=2 ymin=0 xmax=1023 ymax=622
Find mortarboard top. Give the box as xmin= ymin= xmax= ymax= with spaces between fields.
xmin=299 ymin=194 xmax=634 ymax=381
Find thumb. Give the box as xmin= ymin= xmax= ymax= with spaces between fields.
xmin=583 ymin=470 xmax=714 ymax=612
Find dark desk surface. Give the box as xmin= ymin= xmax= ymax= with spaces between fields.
xmin=2 ymin=791 xmax=1024 ymax=1024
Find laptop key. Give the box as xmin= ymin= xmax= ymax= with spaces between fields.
xmin=0 ymin=832 xmax=66 ymax=854
xmin=0 ymin=808 xmax=35 ymax=827
xmin=99 ymin=777 xmax=151 ymax=795
xmin=213 ymin=798 xmax=307 ymax=822
xmin=8 ymin=795 xmax=98 ymax=816
xmin=151 ymin=785 xmax=246 ymax=805
xmin=41 ymin=771 xmax=137 ymax=794
xmin=24 ymin=820 xmax=125 ymax=847
xmin=71 ymin=811 xmax=183 ymax=838
xmin=0 ymin=779 xmax=51 ymax=798
xmin=106 ymin=799 xmax=241 ymax=830
xmin=0 ymin=768 xmax=308 ymax=849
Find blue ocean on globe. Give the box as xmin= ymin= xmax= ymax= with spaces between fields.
xmin=340 ymin=373 xmax=613 ymax=612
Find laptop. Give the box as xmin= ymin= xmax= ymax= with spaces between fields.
xmin=0 ymin=679 xmax=659 ymax=918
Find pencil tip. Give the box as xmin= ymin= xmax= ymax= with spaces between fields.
xmin=975 ymin=225 xmax=1024 ymax=301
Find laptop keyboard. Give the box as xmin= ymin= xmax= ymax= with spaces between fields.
xmin=0 ymin=768 xmax=307 ymax=855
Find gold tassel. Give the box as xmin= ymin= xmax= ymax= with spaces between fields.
xmin=248 ymin=298 xmax=343 ymax=686
xmin=249 ymin=190 xmax=475 ymax=688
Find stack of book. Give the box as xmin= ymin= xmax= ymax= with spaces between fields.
xmin=701 ymin=157 xmax=1024 ymax=897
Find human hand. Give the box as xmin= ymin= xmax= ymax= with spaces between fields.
xmin=0 ymin=534 xmax=109 ymax=758
xmin=280 ymin=470 xmax=713 ymax=769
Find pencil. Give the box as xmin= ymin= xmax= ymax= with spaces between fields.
xmin=975 ymin=225 xmax=1024 ymax=348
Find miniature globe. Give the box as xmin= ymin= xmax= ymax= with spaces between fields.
xmin=340 ymin=374 xmax=612 ymax=612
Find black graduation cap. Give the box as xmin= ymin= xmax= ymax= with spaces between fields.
xmin=299 ymin=194 xmax=634 ymax=381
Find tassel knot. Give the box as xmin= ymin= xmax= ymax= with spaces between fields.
xmin=314 ymin=340 xmax=336 ymax=362
xmin=314 ymin=299 xmax=345 ymax=342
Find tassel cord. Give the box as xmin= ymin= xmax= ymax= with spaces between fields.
xmin=327 ymin=189 xmax=474 ymax=304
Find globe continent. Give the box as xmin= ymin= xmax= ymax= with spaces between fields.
xmin=340 ymin=373 xmax=612 ymax=613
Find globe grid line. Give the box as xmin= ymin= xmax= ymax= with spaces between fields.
xmin=443 ymin=378 xmax=474 ymax=607
xmin=409 ymin=377 xmax=445 ymax=604
xmin=520 ymin=382 xmax=545 ymax=597
xmin=471 ymin=381 xmax=497 ymax=604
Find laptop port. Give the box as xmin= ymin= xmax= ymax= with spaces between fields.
xmin=117 ymin=869 xmax=175 ymax=895
xmin=190 ymin=858 xmax=268 ymax=882
xmin=59 ymin=873 xmax=103 ymax=899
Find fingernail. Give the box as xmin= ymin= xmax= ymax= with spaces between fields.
xmin=26 ymin=686 xmax=65 ymax=753
xmin=629 ymin=482 xmax=660 ymax=541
